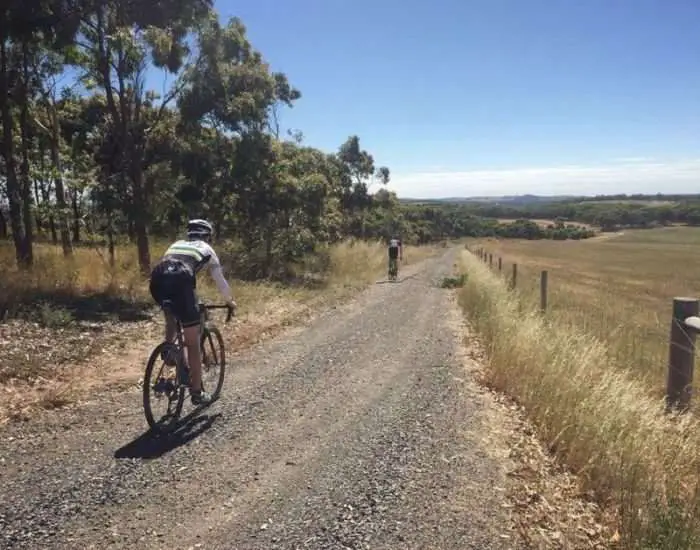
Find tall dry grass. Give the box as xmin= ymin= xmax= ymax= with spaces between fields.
xmin=0 ymin=238 xmax=438 ymax=322
xmin=467 ymin=227 xmax=700 ymax=396
xmin=0 ymin=241 xmax=161 ymax=317
xmin=457 ymin=248 xmax=700 ymax=548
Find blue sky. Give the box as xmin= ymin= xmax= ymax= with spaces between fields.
xmin=203 ymin=0 xmax=700 ymax=198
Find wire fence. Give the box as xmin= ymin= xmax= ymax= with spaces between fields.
xmin=468 ymin=245 xmax=700 ymax=412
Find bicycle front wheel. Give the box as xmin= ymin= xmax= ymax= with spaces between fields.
xmin=201 ymin=326 xmax=226 ymax=399
xmin=143 ymin=342 xmax=185 ymax=432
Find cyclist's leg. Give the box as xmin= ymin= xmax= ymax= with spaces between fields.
xmin=174 ymin=276 xmax=210 ymax=402
xmin=149 ymin=266 xmax=166 ymax=340
xmin=388 ymin=248 xmax=398 ymax=274
xmin=150 ymin=263 xmax=179 ymax=365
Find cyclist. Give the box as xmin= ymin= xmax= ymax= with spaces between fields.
xmin=388 ymin=236 xmax=403 ymax=277
xmin=149 ymin=219 xmax=236 ymax=405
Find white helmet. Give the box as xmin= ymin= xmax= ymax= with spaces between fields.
xmin=187 ymin=219 xmax=213 ymax=240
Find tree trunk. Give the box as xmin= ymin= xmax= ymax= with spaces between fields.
xmin=49 ymin=216 xmax=57 ymax=244
xmin=39 ymin=178 xmax=58 ymax=244
xmin=33 ymin=176 xmax=43 ymax=236
xmin=132 ymin=163 xmax=151 ymax=275
xmin=37 ymin=142 xmax=58 ymax=243
xmin=0 ymin=38 xmax=29 ymax=267
xmin=0 ymin=208 xmax=7 ymax=238
xmin=107 ymin=216 xmax=115 ymax=268
xmin=18 ymin=42 xmax=34 ymax=265
xmin=71 ymin=191 xmax=81 ymax=243
xmin=265 ymin=222 xmax=274 ymax=278
xmin=49 ymin=106 xmax=72 ymax=255
xmin=19 ymin=117 xmax=34 ymax=264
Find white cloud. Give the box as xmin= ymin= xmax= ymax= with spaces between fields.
xmin=387 ymin=158 xmax=700 ymax=198
xmin=612 ymin=157 xmax=656 ymax=163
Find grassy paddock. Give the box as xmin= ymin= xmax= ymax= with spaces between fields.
xmin=467 ymin=227 xmax=700 ymax=394
xmin=457 ymin=249 xmax=700 ymax=548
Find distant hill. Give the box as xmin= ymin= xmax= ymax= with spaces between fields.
xmin=399 ymin=193 xmax=700 ymax=206
xmin=400 ymin=194 xmax=581 ymax=205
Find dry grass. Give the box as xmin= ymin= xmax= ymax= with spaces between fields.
xmin=0 ymin=238 xmax=435 ymax=318
xmin=467 ymin=227 xmax=700 ymax=395
xmin=457 ymin=248 xmax=700 ymax=549
xmin=0 ymin=238 xmax=439 ymax=421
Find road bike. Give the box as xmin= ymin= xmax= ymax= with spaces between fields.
xmin=388 ymin=257 xmax=399 ymax=281
xmin=142 ymin=301 xmax=234 ymax=432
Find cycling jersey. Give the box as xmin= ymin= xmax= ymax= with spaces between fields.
xmin=162 ymin=239 xmax=232 ymax=301
xmin=387 ymin=238 xmax=401 ymax=260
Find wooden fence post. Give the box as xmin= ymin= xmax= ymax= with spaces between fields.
xmin=498 ymin=257 xmax=502 ymax=272
xmin=540 ymin=270 xmax=548 ymax=313
xmin=666 ymin=297 xmax=700 ymax=411
xmin=510 ymin=263 xmax=517 ymax=289
xmin=489 ymin=253 xmax=493 ymax=267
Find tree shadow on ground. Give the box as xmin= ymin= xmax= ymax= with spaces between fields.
xmin=59 ymin=293 xmax=153 ymax=322
xmin=2 ymin=292 xmax=154 ymax=325
xmin=375 ymin=273 xmax=418 ymax=285
xmin=114 ymin=409 xmax=222 ymax=460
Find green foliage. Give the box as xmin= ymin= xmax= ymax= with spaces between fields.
xmin=440 ymin=273 xmax=467 ymax=289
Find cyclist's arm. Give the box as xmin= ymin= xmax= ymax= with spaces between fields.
xmin=206 ymin=247 xmax=234 ymax=302
xmin=210 ymin=264 xmax=234 ymax=302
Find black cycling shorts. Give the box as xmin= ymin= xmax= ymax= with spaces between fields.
xmin=149 ymin=258 xmax=200 ymax=328
xmin=388 ymin=247 xmax=399 ymax=260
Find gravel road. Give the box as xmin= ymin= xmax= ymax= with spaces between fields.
xmin=0 ymin=248 xmax=516 ymax=550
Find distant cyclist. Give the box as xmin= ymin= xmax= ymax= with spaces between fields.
xmin=149 ymin=219 xmax=236 ymax=406
xmin=388 ymin=236 xmax=403 ymax=277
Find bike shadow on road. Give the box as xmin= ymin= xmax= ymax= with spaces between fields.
xmin=375 ymin=273 xmax=418 ymax=285
xmin=113 ymin=409 xmax=221 ymax=460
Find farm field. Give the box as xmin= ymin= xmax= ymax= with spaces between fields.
xmin=495 ymin=217 xmax=594 ymax=229
xmin=468 ymin=226 xmax=700 ymax=394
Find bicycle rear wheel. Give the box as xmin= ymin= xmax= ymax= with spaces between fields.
xmin=143 ymin=342 xmax=186 ymax=432
xmin=201 ymin=326 xmax=226 ymax=399
xmin=389 ymin=258 xmax=398 ymax=280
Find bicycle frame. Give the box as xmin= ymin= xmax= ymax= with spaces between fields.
xmin=160 ymin=301 xmax=233 ymax=362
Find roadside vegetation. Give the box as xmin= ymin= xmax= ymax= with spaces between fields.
xmin=457 ymin=229 xmax=700 ymax=549
xmin=468 ymin=226 xmax=700 ymax=395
